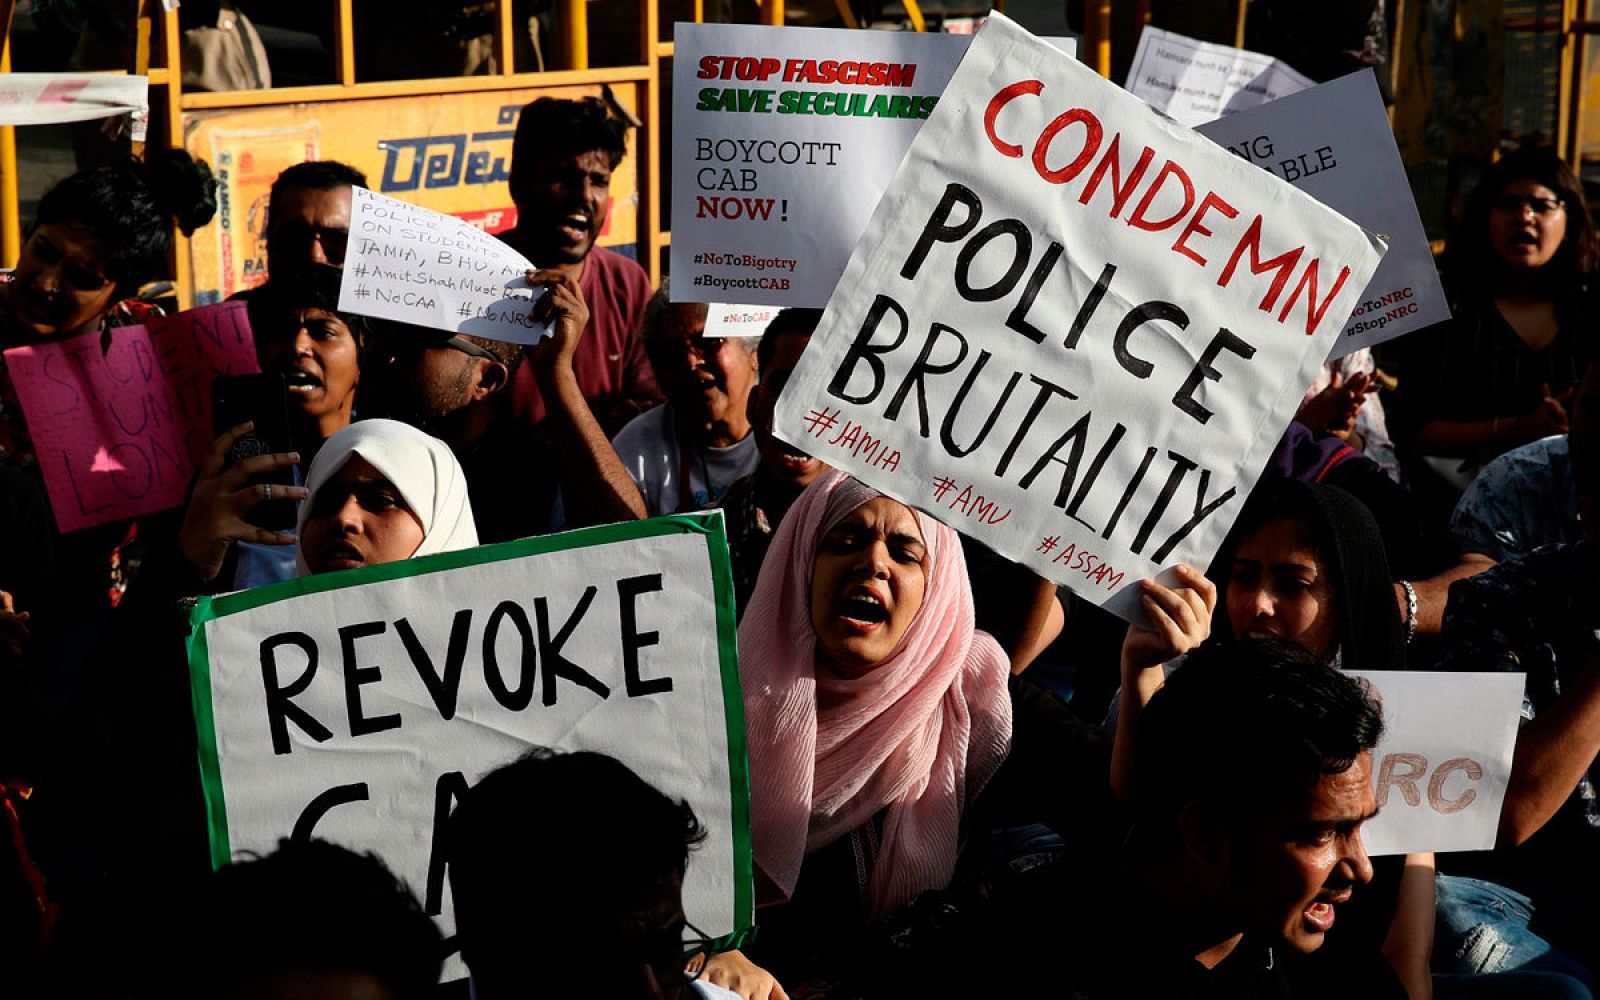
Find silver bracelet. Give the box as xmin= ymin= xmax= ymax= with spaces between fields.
xmin=1399 ymin=580 xmax=1418 ymax=645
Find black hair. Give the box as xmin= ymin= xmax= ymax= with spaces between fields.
xmin=268 ymin=160 xmax=368 ymax=217
xmin=448 ymin=747 xmax=706 ymax=985
xmin=511 ymin=96 xmax=630 ymax=176
xmin=185 ymin=839 xmax=442 ymax=1000
xmin=757 ymin=308 xmax=824 ymax=372
xmin=33 ymin=148 xmax=216 ymax=297
xmin=1136 ymin=638 xmax=1384 ymax=840
xmin=1441 ymin=146 xmax=1600 ymax=299
xmin=1208 ymin=478 xmax=1405 ymax=672
xmin=246 ymin=262 xmax=370 ymax=347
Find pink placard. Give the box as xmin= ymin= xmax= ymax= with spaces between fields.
xmin=5 ymin=301 xmax=259 ymax=532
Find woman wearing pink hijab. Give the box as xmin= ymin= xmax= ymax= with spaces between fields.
xmin=702 ymin=472 xmax=1115 ymax=996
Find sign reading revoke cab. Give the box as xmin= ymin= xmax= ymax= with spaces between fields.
xmin=774 ymin=14 xmax=1386 ymax=622
xmin=187 ymin=515 xmax=752 ymax=979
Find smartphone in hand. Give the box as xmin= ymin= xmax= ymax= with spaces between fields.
xmin=211 ymin=373 xmax=298 ymax=532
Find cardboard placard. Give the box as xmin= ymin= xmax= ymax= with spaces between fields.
xmin=1197 ymin=72 xmax=1447 ymax=357
xmin=1125 ymin=26 xmax=1313 ymax=127
xmin=187 ymin=514 xmax=752 ymax=979
xmin=671 ymin=23 xmax=1077 ymax=307
xmin=773 ymin=14 xmax=1385 ymax=622
xmin=3 ymin=302 xmax=258 ymax=533
xmin=0 ymin=73 xmax=148 ymax=126
xmin=337 ymin=187 xmax=552 ymax=345
xmin=1350 ymin=671 xmax=1524 ymax=856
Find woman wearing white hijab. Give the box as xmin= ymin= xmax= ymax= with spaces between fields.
xmin=296 ymin=419 xmax=478 ymax=577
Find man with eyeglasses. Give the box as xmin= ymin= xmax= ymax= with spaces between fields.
xmin=361 ymin=268 xmax=644 ymax=542
xmin=448 ymin=748 xmax=743 ymax=1000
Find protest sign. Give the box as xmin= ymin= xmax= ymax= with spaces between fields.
xmin=337 ymin=186 xmax=551 ymax=345
xmin=1197 ymin=72 xmax=1446 ymax=357
xmin=0 ymin=73 xmax=148 ymax=126
xmin=774 ymin=14 xmax=1385 ymax=622
xmin=4 ymin=302 xmax=258 ymax=533
xmin=1349 ymin=671 xmax=1524 ymax=856
xmin=1125 ymin=27 xmax=1313 ymax=127
xmin=672 ymin=24 xmax=1076 ymax=308
xmin=704 ymin=302 xmax=780 ymax=338
xmin=187 ymin=514 xmax=752 ymax=978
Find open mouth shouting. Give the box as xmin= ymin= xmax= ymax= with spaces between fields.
xmin=837 ymin=587 xmax=890 ymax=633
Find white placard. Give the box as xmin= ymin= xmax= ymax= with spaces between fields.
xmin=1196 ymin=72 xmax=1446 ymax=358
xmin=338 ymin=186 xmax=551 ymax=345
xmin=1350 ymin=671 xmax=1524 ymax=856
xmin=1125 ymin=26 xmax=1314 ymax=127
xmin=188 ymin=516 xmax=751 ymax=978
xmin=671 ymin=23 xmax=1076 ymax=307
xmin=0 ymin=73 xmax=148 ymax=126
xmin=773 ymin=14 xmax=1385 ymax=622
xmin=704 ymin=302 xmax=780 ymax=338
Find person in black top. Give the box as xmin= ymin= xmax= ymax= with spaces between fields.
xmin=990 ymin=638 xmax=1383 ymax=999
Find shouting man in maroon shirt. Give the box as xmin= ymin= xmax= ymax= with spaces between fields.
xmin=503 ymin=97 xmax=663 ymax=437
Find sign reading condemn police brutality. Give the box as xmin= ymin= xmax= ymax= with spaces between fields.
xmin=338 ymin=186 xmax=552 ymax=344
xmin=187 ymin=515 xmax=752 ymax=973
xmin=1349 ymin=671 xmax=1524 ymax=856
xmin=775 ymin=14 xmax=1385 ymax=622
xmin=672 ymin=23 xmax=1076 ymax=307
xmin=1197 ymin=72 xmax=1447 ymax=357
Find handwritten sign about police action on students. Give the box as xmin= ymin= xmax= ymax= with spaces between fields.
xmin=672 ymin=23 xmax=1076 ymax=307
xmin=187 ymin=515 xmax=752 ymax=977
xmin=1125 ymin=27 xmax=1313 ymax=127
xmin=338 ymin=186 xmax=551 ymax=344
xmin=0 ymin=73 xmax=148 ymax=125
xmin=1349 ymin=671 xmax=1524 ymax=856
xmin=1197 ymin=72 xmax=1446 ymax=357
xmin=775 ymin=14 xmax=1385 ymax=622
xmin=4 ymin=302 xmax=258 ymax=533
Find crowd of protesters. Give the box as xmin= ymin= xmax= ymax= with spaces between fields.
xmin=0 ymin=43 xmax=1597 ymax=1000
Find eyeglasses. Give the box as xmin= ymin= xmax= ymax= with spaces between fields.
xmin=269 ymin=222 xmax=350 ymax=263
xmin=371 ymin=334 xmax=502 ymax=363
xmin=442 ymin=335 xmax=502 ymax=361
xmin=1492 ymin=195 xmax=1566 ymax=218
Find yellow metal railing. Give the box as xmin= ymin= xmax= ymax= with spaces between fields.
xmin=1 ymin=0 xmax=1103 ymax=293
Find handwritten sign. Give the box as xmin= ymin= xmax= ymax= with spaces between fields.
xmin=1125 ymin=27 xmax=1313 ymax=127
xmin=671 ymin=24 xmax=1077 ymax=307
xmin=0 ymin=73 xmax=148 ymax=126
xmin=1196 ymin=72 xmax=1446 ymax=357
xmin=187 ymin=514 xmax=752 ymax=980
xmin=4 ymin=302 xmax=258 ymax=533
xmin=1350 ymin=671 xmax=1524 ymax=856
xmin=704 ymin=302 xmax=779 ymax=339
xmin=338 ymin=187 xmax=551 ymax=345
xmin=774 ymin=14 xmax=1384 ymax=622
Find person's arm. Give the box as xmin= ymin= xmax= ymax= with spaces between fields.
xmin=526 ymin=269 xmax=647 ymax=525
xmin=1381 ymin=853 xmax=1435 ymax=1000
xmin=1499 ymin=650 xmax=1600 ymax=845
xmin=964 ymin=538 xmax=1064 ymax=673
xmin=1405 ymin=385 xmax=1569 ymax=457
xmin=1394 ymin=554 xmax=1495 ymax=637
xmin=1111 ymin=565 xmax=1215 ymax=802
xmin=177 ymin=423 xmax=307 ymax=585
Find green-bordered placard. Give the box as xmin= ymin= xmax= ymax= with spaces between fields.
xmin=186 ymin=512 xmax=753 ymax=955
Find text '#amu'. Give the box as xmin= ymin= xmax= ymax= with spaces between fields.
xmin=985 ymin=80 xmax=1358 ymax=338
